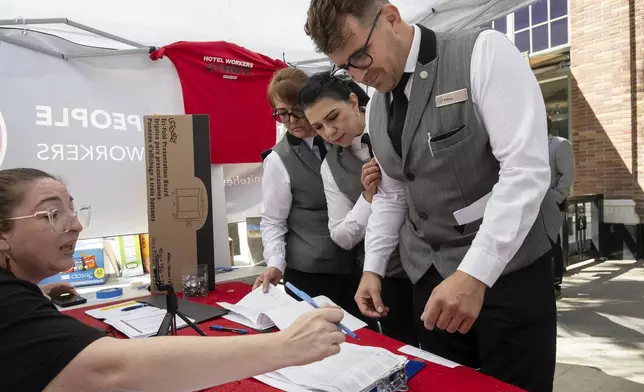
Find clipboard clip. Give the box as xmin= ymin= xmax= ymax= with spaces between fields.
xmin=373 ymin=363 xmax=409 ymax=392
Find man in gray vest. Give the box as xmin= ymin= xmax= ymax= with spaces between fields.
xmin=305 ymin=1 xmax=561 ymax=391
xmin=547 ymin=116 xmax=575 ymax=299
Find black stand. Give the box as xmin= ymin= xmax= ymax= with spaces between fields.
xmin=153 ymin=256 xmax=206 ymax=336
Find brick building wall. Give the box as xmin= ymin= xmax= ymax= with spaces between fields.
xmin=571 ymin=0 xmax=644 ymax=214
xmin=635 ymin=0 xmax=644 ymax=216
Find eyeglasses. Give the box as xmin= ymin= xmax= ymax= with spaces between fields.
xmin=273 ymin=108 xmax=306 ymax=124
xmin=4 ymin=205 xmax=91 ymax=233
xmin=336 ymin=9 xmax=382 ymax=72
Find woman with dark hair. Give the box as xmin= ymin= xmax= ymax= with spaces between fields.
xmin=253 ymin=67 xmax=361 ymax=314
xmin=0 ymin=168 xmax=345 ymax=392
xmin=298 ymin=72 xmax=418 ymax=346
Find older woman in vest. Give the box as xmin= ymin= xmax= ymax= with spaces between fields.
xmin=296 ymin=71 xmax=418 ymax=346
xmin=253 ymin=68 xmax=361 ymax=314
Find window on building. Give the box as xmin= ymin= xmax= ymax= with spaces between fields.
xmin=479 ymin=16 xmax=508 ymax=35
xmin=513 ymin=0 xmax=569 ymax=54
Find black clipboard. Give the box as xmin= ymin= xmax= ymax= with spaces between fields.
xmin=137 ymin=294 xmax=229 ymax=324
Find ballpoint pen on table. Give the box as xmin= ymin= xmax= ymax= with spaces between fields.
xmin=285 ymin=282 xmax=360 ymax=340
xmin=209 ymin=325 xmax=249 ymax=334
xmin=120 ymin=303 xmax=148 ymax=312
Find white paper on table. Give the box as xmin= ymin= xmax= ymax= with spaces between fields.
xmin=217 ymin=284 xmax=297 ymax=330
xmin=85 ymin=300 xmax=144 ymax=320
xmin=261 ymin=343 xmax=407 ymax=392
xmin=264 ymin=295 xmax=367 ymax=332
xmin=398 ymin=345 xmax=461 ymax=368
xmin=103 ymin=307 xmax=193 ymax=339
xmin=254 ymin=374 xmax=311 ymax=392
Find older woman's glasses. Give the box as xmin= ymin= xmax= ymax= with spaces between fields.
xmin=273 ymin=108 xmax=306 ymax=124
xmin=5 ymin=205 xmax=91 ymax=233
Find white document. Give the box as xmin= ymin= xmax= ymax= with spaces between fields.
xmin=85 ymin=300 xmax=143 ymax=320
xmin=264 ymin=295 xmax=367 ymax=332
xmin=254 ymin=374 xmax=311 ymax=392
xmin=217 ymin=284 xmax=298 ymax=330
xmin=218 ymin=285 xmax=368 ymax=333
xmin=256 ymin=343 xmax=407 ymax=392
xmin=398 ymin=345 xmax=460 ymax=369
xmin=453 ymin=191 xmax=492 ymax=225
xmin=103 ymin=307 xmax=193 ymax=339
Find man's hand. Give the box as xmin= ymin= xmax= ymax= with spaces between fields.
xmin=40 ymin=282 xmax=78 ymax=300
xmin=361 ymin=158 xmax=381 ymax=204
xmin=253 ymin=266 xmax=283 ymax=292
xmin=354 ymin=272 xmax=389 ymax=318
xmin=421 ymin=271 xmax=486 ymax=334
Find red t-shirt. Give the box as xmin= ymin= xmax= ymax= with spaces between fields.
xmin=152 ymin=42 xmax=286 ymax=164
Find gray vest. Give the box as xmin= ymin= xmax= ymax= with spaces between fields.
xmin=369 ymin=26 xmax=562 ymax=284
xmin=325 ymin=142 xmax=407 ymax=279
xmin=272 ymin=134 xmax=357 ymax=274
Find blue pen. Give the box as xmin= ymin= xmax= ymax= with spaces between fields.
xmin=209 ymin=325 xmax=249 ymax=334
xmin=120 ymin=304 xmax=147 ymax=312
xmin=285 ymin=282 xmax=359 ymax=340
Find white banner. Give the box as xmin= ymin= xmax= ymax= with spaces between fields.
xmin=0 ymin=36 xmax=185 ymax=239
xmin=223 ymin=163 xmax=263 ymax=223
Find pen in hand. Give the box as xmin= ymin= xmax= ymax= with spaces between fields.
xmin=285 ymin=282 xmax=359 ymax=340
xmin=209 ymin=325 xmax=249 ymax=334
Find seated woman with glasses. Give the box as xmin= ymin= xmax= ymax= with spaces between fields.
xmin=253 ymin=67 xmax=362 ymax=316
xmin=0 ymin=168 xmax=346 ymax=392
xmin=296 ymin=71 xmax=419 ymax=346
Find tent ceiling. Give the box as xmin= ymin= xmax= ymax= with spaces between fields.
xmin=0 ymin=0 xmax=534 ymax=63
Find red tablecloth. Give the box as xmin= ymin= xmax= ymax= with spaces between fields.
xmin=64 ymin=282 xmax=524 ymax=392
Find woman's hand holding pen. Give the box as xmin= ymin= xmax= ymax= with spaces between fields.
xmin=361 ymin=158 xmax=381 ymax=204
xmin=278 ymin=307 xmax=346 ymax=366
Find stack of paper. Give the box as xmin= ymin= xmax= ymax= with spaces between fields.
xmin=217 ymin=284 xmax=297 ymax=330
xmin=255 ymin=343 xmax=408 ymax=392
xmin=85 ymin=301 xmax=193 ymax=339
xmin=217 ymin=285 xmax=368 ymax=332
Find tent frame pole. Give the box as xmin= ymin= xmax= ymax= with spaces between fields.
xmin=0 ymin=17 xmax=152 ymax=59
xmin=0 ymin=32 xmax=65 ymax=59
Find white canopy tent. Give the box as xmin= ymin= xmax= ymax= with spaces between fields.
xmin=0 ymin=0 xmax=533 ymax=68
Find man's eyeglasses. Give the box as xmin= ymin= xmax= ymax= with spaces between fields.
xmin=336 ymin=8 xmax=383 ymax=72
xmin=4 ymin=205 xmax=91 ymax=233
xmin=273 ymin=108 xmax=306 ymax=124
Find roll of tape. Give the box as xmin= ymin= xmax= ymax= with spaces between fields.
xmin=96 ymin=287 xmax=124 ymax=300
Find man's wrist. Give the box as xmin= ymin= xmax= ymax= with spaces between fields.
xmin=266 ymin=257 xmax=287 ymax=275
xmin=363 ymin=255 xmax=387 ymax=278
xmin=362 ymin=271 xmax=383 ymax=280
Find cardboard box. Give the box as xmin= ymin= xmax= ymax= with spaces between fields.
xmin=144 ymin=115 xmax=215 ymax=291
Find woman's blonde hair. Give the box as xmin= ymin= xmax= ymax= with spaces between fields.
xmin=267 ymin=67 xmax=309 ymax=108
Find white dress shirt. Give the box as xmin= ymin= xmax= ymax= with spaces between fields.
xmin=320 ymin=134 xmax=373 ymax=250
xmin=364 ymin=26 xmax=551 ymax=287
xmin=260 ymin=136 xmax=321 ymax=274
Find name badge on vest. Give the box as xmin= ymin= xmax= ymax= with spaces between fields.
xmin=435 ymin=88 xmax=469 ymax=108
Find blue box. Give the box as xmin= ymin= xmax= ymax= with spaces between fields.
xmin=40 ymin=247 xmax=107 ymax=287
